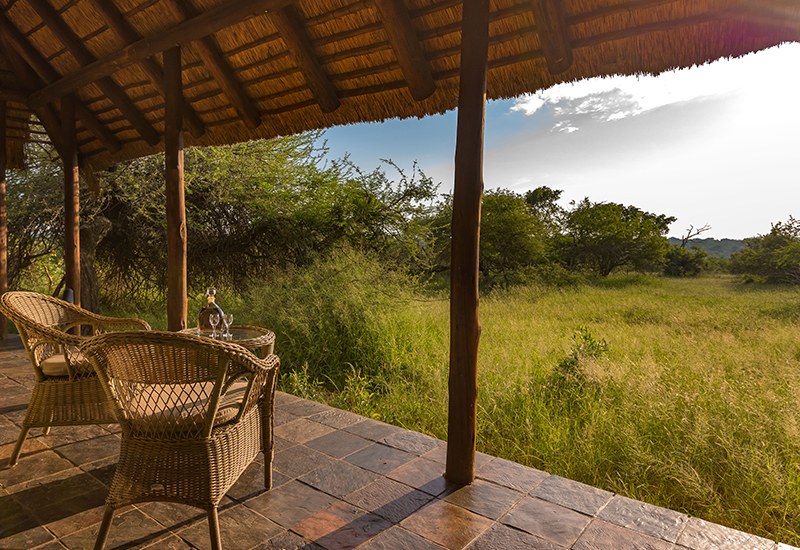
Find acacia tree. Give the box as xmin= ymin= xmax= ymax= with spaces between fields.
xmin=729 ymin=217 xmax=800 ymax=284
xmin=95 ymin=132 xmax=439 ymax=305
xmin=558 ymin=199 xmax=675 ymax=276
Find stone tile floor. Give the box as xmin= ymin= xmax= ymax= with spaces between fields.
xmin=1 ymin=334 xmax=797 ymax=550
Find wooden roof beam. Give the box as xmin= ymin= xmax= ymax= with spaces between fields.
xmin=372 ymin=0 xmax=435 ymax=101
xmin=29 ymin=0 xmax=297 ymax=109
xmin=270 ymin=5 xmax=340 ymax=113
xmin=531 ymin=0 xmax=573 ymax=74
xmin=28 ymin=0 xmax=161 ymax=146
xmin=0 ymin=14 xmax=120 ymax=154
xmin=0 ymin=88 xmax=27 ymax=103
xmin=162 ymin=0 xmax=262 ymax=129
xmin=0 ymin=34 xmax=65 ymax=158
xmin=88 ymin=0 xmax=206 ymax=139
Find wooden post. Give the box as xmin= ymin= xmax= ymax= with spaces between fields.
xmin=0 ymin=100 xmax=7 ymax=338
xmin=62 ymin=94 xmax=80 ymax=306
xmin=164 ymin=46 xmax=187 ymax=331
xmin=445 ymin=0 xmax=489 ymax=485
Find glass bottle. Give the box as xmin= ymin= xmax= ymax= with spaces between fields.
xmin=197 ymin=287 xmax=225 ymax=331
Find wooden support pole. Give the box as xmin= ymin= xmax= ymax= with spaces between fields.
xmin=445 ymin=0 xmax=489 ymax=486
xmin=0 ymin=100 xmax=7 ymax=338
xmin=62 ymin=94 xmax=80 ymax=306
xmin=164 ymin=46 xmax=188 ymax=332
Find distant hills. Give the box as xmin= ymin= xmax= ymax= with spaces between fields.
xmin=667 ymin=237 xmax=746 ymax=258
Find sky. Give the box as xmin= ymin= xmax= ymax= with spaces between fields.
xmin=319 ymin=42 xmax=800 ymax=240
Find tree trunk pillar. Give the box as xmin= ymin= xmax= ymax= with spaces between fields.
xmin=0 ymin=100 xmax=7 ymax=338
xmin=62 ymin=94 xmax=80 ymax=306
xmin=445 ymin=0 xmax=489 ymax=485
xmin=164 ymin=45 xmax=187 ymax=331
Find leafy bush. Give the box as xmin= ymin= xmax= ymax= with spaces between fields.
xmin=729 ymin=217 xmax=800 ymax=284
xmin=663 ymin=244 xmax=708 ymax=277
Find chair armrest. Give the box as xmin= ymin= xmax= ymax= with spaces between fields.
xmin=220 ymin=353 xmax=280 ymax=425
xmin=68 ymin=311 xmax=151 ymax=334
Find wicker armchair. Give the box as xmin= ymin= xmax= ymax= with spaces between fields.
xmin=81 ymin=330 xmax=280 ymax=550
xmin=0 ymin=291 xmax=151 ymax=467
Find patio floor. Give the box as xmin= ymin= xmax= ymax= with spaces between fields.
xmin=1 ymin=334 xmax=796 ymax=550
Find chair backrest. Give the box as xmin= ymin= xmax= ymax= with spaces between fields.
xmin=0 ymin=291 xmax=82 ymax=331
xmin=82 ymin=331 xmax=279 ymax=440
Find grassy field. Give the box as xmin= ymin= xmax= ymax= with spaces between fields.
xmin=120 ymin=264 xmax=800 ymax=543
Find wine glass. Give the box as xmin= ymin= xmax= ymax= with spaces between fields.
xmin=223 ymin=314 xmax=234 ymax=339
xmin=209 ymin=312 xmax=220 ymax=338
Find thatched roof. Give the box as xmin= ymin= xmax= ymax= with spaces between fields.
xmin=1 ymin=0 xmax=798 ymax=176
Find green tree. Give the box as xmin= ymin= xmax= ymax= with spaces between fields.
xmin=729 ymin=217 xmax=800 ymax=284
xmin=558 ymin=199 xmax=675 ymax=276
xmin=96 ymin=132 xmax=439 ymax=305
xmin=663 ymin=244 xmax=708 ymax=277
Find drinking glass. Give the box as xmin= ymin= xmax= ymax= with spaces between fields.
xmin=223 ymin=314 xmax=233 ymax=339
xmin=209 ymin=313 xmax=220 ymax=338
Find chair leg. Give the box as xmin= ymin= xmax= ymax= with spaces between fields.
xmin=208 ymin=508 xmax=222 ymax=550
xmin=42 ymin=426 xmax=51 ymax=435
xmin=94 ymin=506 xmax=115 ymax=550
xmin=8 ymin=426 xmax=31 ymax=467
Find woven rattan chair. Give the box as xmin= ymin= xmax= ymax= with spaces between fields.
xmin=0 ymin=291 xmax=151 ymax=467
xmin=81 ymin=330 xmax=280 ymax=550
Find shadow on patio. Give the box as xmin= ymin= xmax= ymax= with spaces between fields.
xmin=0 ymin=334 xmax=793 ymax=550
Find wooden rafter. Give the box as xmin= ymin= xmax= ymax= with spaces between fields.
xmin=28 ymin=0 xmax=161 ymax=146
xmin=372 ymin=0 xmax=435 ymax=101
xmin=0 ymin=32 xmax=65 ymax=157
xmin=88 ymin=0 xmax=206 ymax=139
xmin=530 ymin=0 xmax=574 ymax=74
xmin=0 ymin=89 xmax=27 ymax=103
xmin=0 ymin=11 xmax=121 ymax=154
xmin=270 ymin=5 xmax=340 ymax=113
xmin=162 ymin=0 xmax=261 ymax=130
xmin=28 ymin=0 xmax=297 ymax=109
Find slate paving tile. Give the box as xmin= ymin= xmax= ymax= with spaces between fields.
xmin=465 ymin=523 xmax=565 ymax=550
xmin=273 ymin=435 xmax=296 ymax=453
xmin=274 ymin=408 xmax=300 ymax=428
xmin=401 ymin=499 xmax=493 ymax=550
xmin=37 ymin=499 xmax=108 ymax=539
xmin=9 ymin=467 xmax=106 ymax=510
xmin=676 ymin=517 xmax=776 ymax=550
xmin=342 ymin=419 xmax=404 ymax=442
xmin=255 ymin=529 xmax=325 ymax=550
xmin=305 ymin=430 xmax=372 ymax=459
xmin=226 ymin=460 xmax=291 ymax=502
xmin=176 ymin=503 xmax=283 ymax=550
xmin=40 ymin=425 xmax=115 ymax=449
xmin=275 ymin=418 xmax=335 ymax=444
xmin=422 ymin=445 xmax=494 ymax=470
xmin=309 ymin=409 xmax=365 ymax=430
xmin=61 ymin=507 xmax=171 ymax=550
xmin=274 ymin=391 xmax=301 ymax=408
xmin=501 ymin=496 xmax=591 ymax=548
xmin=531 ymin=475 xmax=613 ymax=516
xmin=476 ymin=458 xmax=549 ymax=494
xmin=387 ymin=457 xmax=458 ymax=497
xmin=300 ymin=459 xmax=380 ymax=499
xmin=139 ymin=534 xmax=193 ymax=549
xmin=280 ymin=399 xmax=333 ymax=418
xmin=344 ymin=477 xmax=433 ymax=524
xmin=0 ymin=449 xmax=74 ymax=488
xmin=137 ymin=500 xmax=208 ymax=530
xmin=292 ymin=501 xmax=391 ymax=550
xmin=378 ymin=430 xmax=444 ymax=456
xmin=597 ymin=495 xmax=688 ymax=543
xmin=358 ymin=525 xmax=446 ymax=549
xmin=572 ymin=518 xmax=672 ymax=550
xmin=80 ymin=456 xmax=118 ymax=487
xmin=0 ymin=422 xmax=20 ymax=446
xmin=244 ymin=480 xmax=337 ymax=528
xmin=54 ymin=433 xmax=121 ymax=465
xmin=343 ymin=443 xmax=415 ymax=475
xmin=272 ymin=444 xmax=333 ymax=479
xmin=444 ymin=479 xmax=524 ymax=520
xmin=0 ymin=493 xmax=56 ymax=549
xmin=0 ymin=437 xmax=48 ymax=464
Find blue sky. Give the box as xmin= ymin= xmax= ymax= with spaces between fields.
xmin=319 ymin=42 xmax=800 ymax=240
